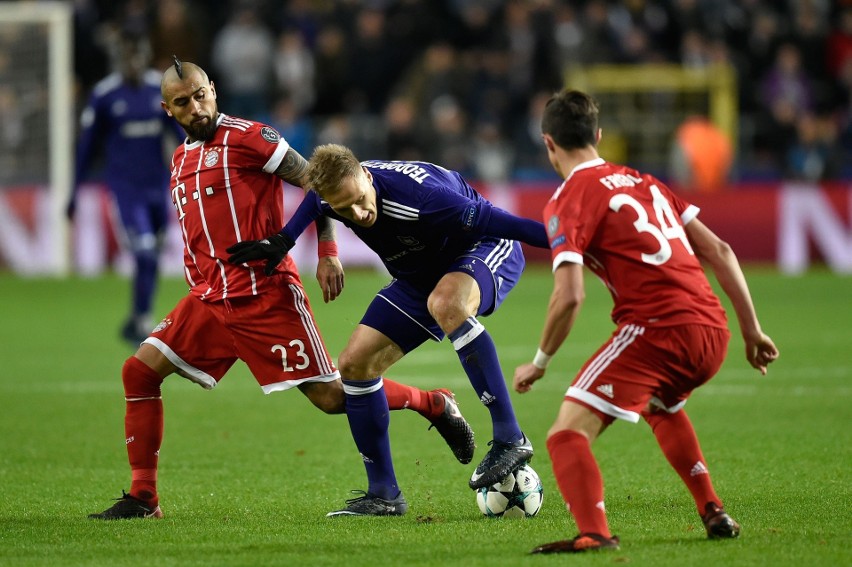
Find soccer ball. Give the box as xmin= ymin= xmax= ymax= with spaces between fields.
xmin=476 ymin=464 xmax=543 ymax=518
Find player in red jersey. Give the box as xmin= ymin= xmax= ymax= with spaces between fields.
xmin=513 ymin=89 xmax=779 ymax=553
xmin=88 ymin=58 xmax=474 ymax=520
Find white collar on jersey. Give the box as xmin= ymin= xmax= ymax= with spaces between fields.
xmin=569 ymin=157 xmax=606 ymax=177
xmin=560 ymin=157 xmax=606 ymax=189
xmin=552 ymin=157 xmax=607 ymax=201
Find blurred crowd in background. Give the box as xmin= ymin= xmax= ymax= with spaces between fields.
xmin=71 ymin=0 xmax=852 ymax=186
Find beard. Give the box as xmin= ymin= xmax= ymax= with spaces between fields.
xmin=185 ymin=115 xmax=218 ymax=142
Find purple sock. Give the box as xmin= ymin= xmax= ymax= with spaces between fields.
xmin=449 ymin=317 xmax=523 ymax=443
xmin=342 ymin=377 xmax=400 ymax=500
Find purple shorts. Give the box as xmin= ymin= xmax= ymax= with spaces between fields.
xmin=360 ymin=238 xmax=525 ymax=352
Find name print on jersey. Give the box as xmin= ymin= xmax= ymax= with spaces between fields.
xmin=599 ymin=173 xmax=644 ymax=190
xmin=362 ymin=160 xmax=431 ymax=184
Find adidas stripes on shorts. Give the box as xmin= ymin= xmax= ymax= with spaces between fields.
xmin=564 ymin=323 xmax=730 ymax=424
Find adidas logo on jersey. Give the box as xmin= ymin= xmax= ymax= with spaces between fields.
xmin=690 ymin=461 xmax=709 ymax=476
xmin=596 ymin=383 xmax=614 ymax=399
xmin=480 ymin=391 xmax=496 ymax=406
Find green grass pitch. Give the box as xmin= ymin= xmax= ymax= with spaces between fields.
xmin=0 ymin=266 xmax=849 ymax=566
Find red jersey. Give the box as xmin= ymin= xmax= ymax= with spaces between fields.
xmin=169 ymin=114 xmax=300 ymax=301
xmin=544 ymin=158 xmax=727 ymax=328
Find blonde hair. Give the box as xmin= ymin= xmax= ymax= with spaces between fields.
xmin=305 ymin=144 xmax=362 ymax=198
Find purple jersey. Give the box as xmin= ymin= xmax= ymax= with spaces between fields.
xmin=295 ymin=160 xmax=516 ymax=289
xmin=284 ymin=159 xmax=542 ymax=351
xmin=74 ymin=69 xmax=184 ymax=198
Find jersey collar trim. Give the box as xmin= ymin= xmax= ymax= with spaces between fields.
xmin=553 ymin=157 xmax=606 ymax=201
xmin=569 ymin=157 xmax=605 ymax=177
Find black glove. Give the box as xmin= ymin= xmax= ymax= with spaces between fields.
xmin=226 ymin=232 xmax=295 ymax=276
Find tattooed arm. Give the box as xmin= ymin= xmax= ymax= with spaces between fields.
xmin=274 ymin=147 xmax=310 ymax=189
xmin=273 ymin=148 xmax=334 ymax=242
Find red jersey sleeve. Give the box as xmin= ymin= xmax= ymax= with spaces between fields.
xmin=221 ymin=117 xmax=290 ymax=174
xmin=543 ymin=176 xmax=608 ymax=272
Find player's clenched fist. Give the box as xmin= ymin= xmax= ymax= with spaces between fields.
xmin=226 ymin=232 xmax=295 ymax=276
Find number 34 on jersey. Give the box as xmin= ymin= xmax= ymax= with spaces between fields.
xmin=609 ymin=184 xmax=694 ymax=266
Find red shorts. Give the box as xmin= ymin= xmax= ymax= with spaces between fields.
xmin=143 ymin=278 xmax=338 ymax=394
xmin=566 ymin=323 xmax=730 ymax=423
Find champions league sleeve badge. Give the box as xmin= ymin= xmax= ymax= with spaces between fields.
xmin=547 ymin=215 xmax=560 ymax=236
xmin=260 ymin=126 xmax=280 ymax=143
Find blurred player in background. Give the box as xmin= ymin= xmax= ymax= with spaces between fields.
xmin=67 ymin=33 xmax=185 ymax=345
xmin=88 ymin=59 xmax=474 ymax=520
xmin=513 ymin=89 xmax=779 ymax=553
xmin=228 ymin=143 xmax=550 ymax=516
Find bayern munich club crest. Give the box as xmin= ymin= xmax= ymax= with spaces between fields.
xmin=261 ymin=126 xmax=280 ymax=143
xmin=204 ymin=148 xmax=220 ymax=167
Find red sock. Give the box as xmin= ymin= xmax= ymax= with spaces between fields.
xmin=382 ymin=378 xmax=444 ymax=419
xmin=122 ymin=357 xmax=164 ymax=507
xmin=644 ymin=409 xmax=721 ymax=514
xmin=547 ymin=430 xmax=611 ymax=537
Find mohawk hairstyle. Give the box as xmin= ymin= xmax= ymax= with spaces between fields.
xmin=172 ymin=55 xmax=183 ymax=79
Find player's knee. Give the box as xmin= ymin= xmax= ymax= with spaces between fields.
xmin=336 ymin=350 xmax=364 ymax=378
xmin=122 ymin=356 xmax=163 ymax=398
xmin=337 ymin=349 xmax=378 ymax=380
xmin=427 ymin=290 xmax=466 ymax=331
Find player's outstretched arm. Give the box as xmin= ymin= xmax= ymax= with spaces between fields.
xmin=685 ymin=218 xmax=779 ymax=374
xmin=514 ymin=262 xmax=585 ymax=393
xmin=482 ymin=207 xmax=550 ymax=248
